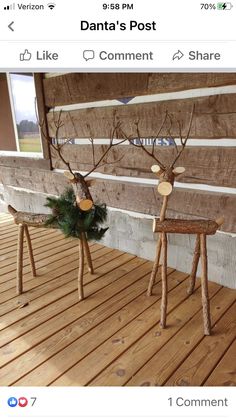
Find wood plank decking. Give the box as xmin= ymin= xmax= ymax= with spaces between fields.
xmin=0 ymin=212 xmax=235 ymax=386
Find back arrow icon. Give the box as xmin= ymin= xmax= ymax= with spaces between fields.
xmin=8 ymin=21 xmax=14 ymax=31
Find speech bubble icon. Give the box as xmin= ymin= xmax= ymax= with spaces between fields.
xmin=83 ymin=50 xmax=95 ymax=61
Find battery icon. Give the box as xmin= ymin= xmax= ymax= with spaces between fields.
xmin=217 ymin=2 xmax=234 ymax=9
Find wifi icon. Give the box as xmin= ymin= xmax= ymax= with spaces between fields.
xmin=47 ymin=3 xmax=55 ymax=9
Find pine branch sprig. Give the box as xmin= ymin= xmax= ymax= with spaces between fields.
xmin=45 ymin=188 xmax=109 ymax=241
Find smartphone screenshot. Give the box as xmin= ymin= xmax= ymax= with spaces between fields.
xmin=0 ymin=1 xmax=235 ymax=418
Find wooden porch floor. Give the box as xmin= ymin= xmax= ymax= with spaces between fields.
xmin=0 ymin=212 xmax=235 ymax=387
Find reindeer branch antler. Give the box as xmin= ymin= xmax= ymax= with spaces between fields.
xmin=169 ymin=103 xmax=195 ymax=169
xmin=36 ymin=104 xmax=129 ymax=211
xmin=120 ymin=103 xmax=195 ymax=174
xmin=35 ymin=98 xmax=75 ymax=179
xmin=166 ymin=112 xmax=178 ymax=156
xmin=151 ymin=110 xmax=169 ymax=156
xmin=83 ymin=121 xmax=127 ymax=178
xmin=119 ymin=123 xmax=166 ymax=171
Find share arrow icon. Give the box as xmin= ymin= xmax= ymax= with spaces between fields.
xmin=172 ymin=50 xmax=184 ymax=60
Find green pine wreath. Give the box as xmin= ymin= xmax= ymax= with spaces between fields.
xmin=45 ymin=188 xmax=108 ymax=241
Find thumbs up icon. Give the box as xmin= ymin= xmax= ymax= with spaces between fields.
xmin=19 ymin=49 xmax=32 ymax=61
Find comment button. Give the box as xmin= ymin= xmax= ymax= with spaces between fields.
xmin=83 ymin=50 xmax=95 ymax=61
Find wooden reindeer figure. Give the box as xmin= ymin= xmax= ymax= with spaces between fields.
xmin=121 ymin=105 xmax=223 ymax=335
xmin=9 ymin=114 xmax=125 ymax=301
xmin=146 ymin=154 xmax=224 ymax=336
xmin=8 ymin=160 xmax=97 ymax=301
xmin=148 ymin=162 xmax=224 ymax=335
xmin=147 ymin=162 xmax=186 ymax=300
xmin=44 ymin=118 xmax=126 ymax=301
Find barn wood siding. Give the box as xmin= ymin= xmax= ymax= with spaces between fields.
xmin=1 ymin=166 xmax=235 ymax=233
xmin=43 ymin=73 xmax=236 ymax=107
xmin=2 ymin=72 xmax=236 ymax=236
xmin=51 ymin=145 xmax=236 ymax=189
xmin=47 ymin=94 xmax=236 ymax=139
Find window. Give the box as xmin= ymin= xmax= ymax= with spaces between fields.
xmin=0 ymin=73 xmax=42 ymax=153
xmin=8 ymin=73 xmax=42 ymax=153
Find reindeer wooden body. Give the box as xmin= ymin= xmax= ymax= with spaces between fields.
xmin=8 ymin=203 xmax=94 ymax=301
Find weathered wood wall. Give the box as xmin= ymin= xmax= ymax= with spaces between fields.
xmin=42 ymin=72 xmax=236 ymax=235
xmin=51 ymin=145 xmax=236 ymax=188
xmin=1 ymin=166 xmax=236 ymax=233
xmin=44 ymin=73 xmax=236 ymax=107
xmin=47 ymin=94 xmax=236 ymax=139
xmin=1 ymin=72 xmax=236 ymax=235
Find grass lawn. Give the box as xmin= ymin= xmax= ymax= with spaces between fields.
xmin=19 ymin=138 xmax=42 ymax=152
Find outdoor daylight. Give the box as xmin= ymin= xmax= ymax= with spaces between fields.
xmin=0 ymin=72 xmax=235 ymax=388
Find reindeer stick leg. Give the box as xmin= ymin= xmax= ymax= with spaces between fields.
xmin=17 ymin=224 xmax=24 ymax=295
xmin=78 ymin=237 xmax=85 ymax=301
xmin=187 ymin=234 xmax=200 ymax=295
xmin=147 ymin=196 xmax=168 ymax=296
xmin=24 ymin=225 xmax=36 ymax=277
xmin=160 ymin=232 xmax=168 ymax=328
xmin=200 ymin=234 xmax=211 ymax=336
xmin=82 ymin=232 xmax=94 ymax=274
xmin=147 ymin=236 xmax=162 ymax=296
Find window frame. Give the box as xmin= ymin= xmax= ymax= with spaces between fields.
xmin=0 ymin=73 xmax=51 ymax=170
xmin=6 ymin=72 xmax=43 ymax=155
